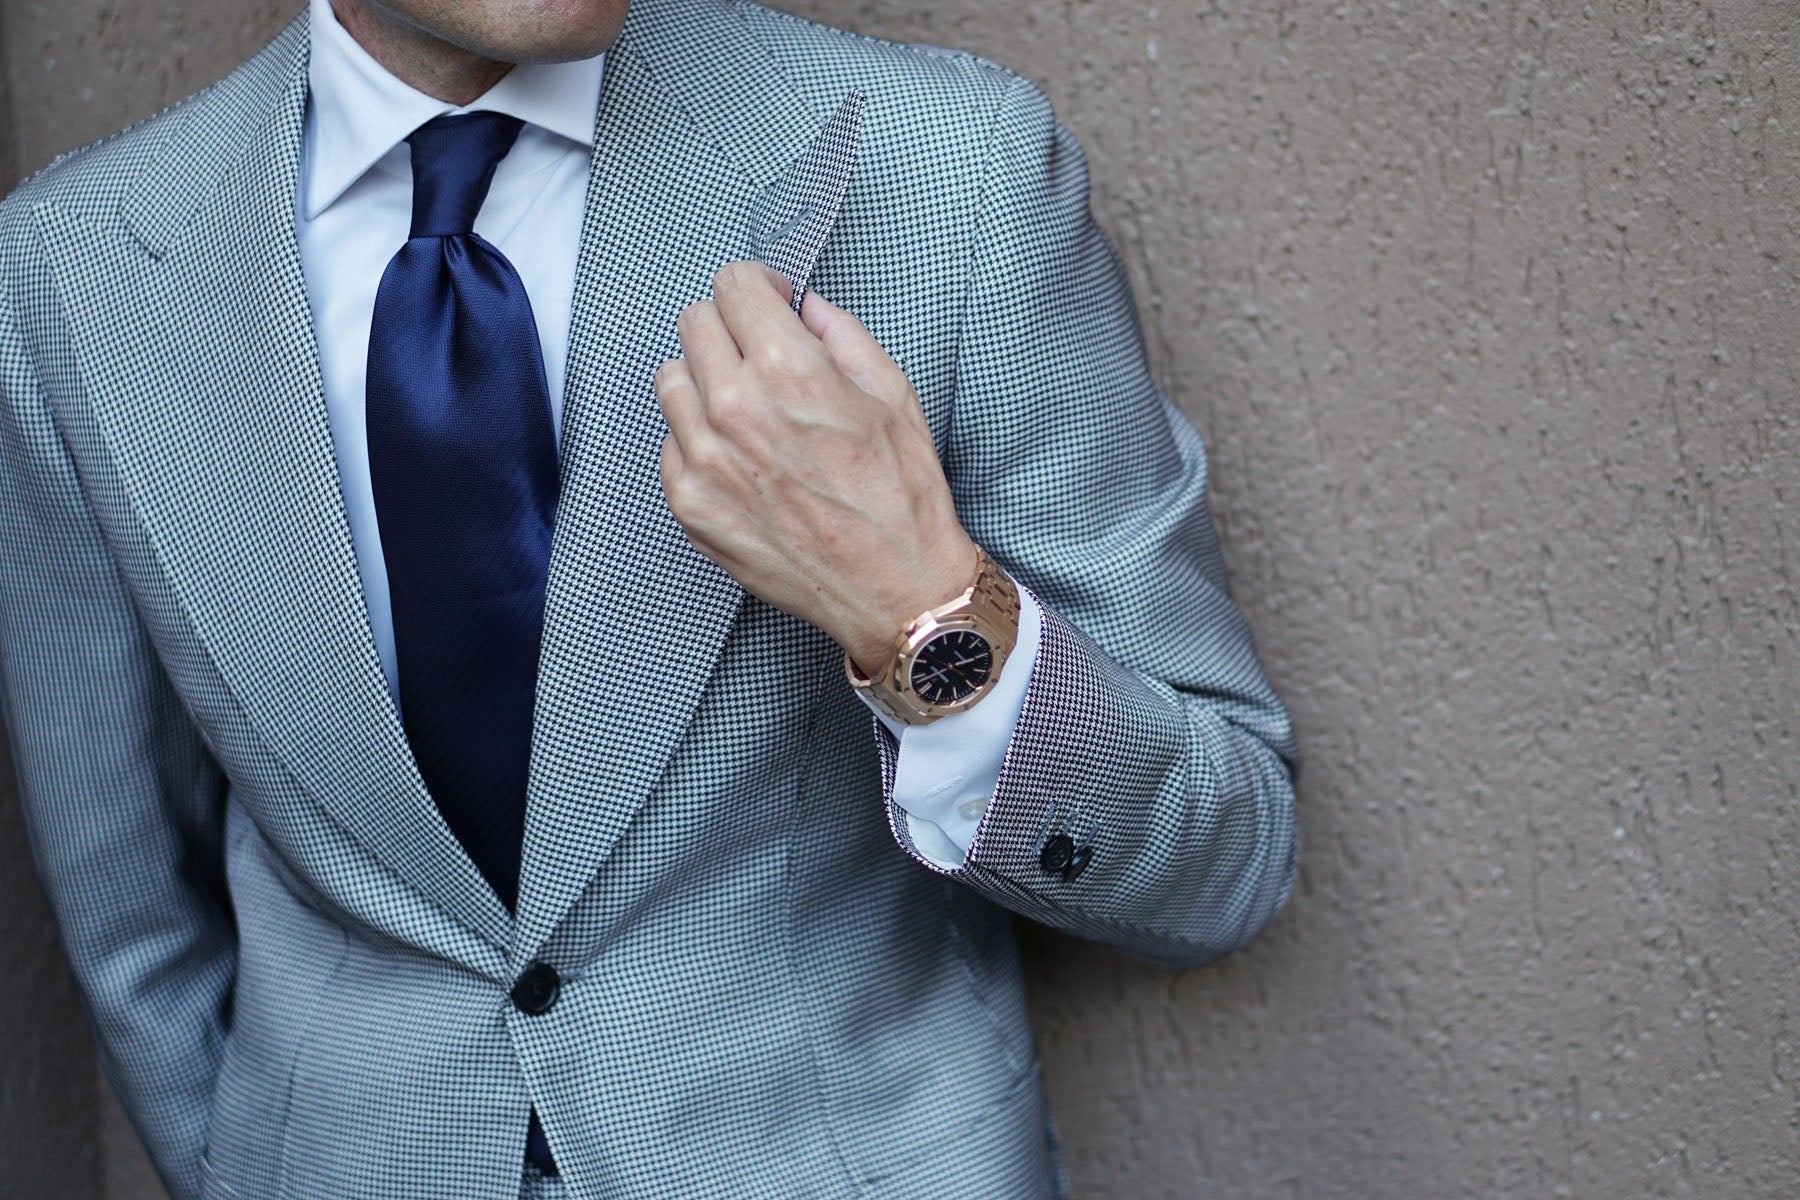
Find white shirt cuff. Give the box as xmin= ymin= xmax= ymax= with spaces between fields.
xmin=856 ymin=579 xmax=1043 ymax=870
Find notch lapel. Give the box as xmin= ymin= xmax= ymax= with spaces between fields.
xmin=33 ymin=16 xmax=512 ymax=954
xmin=514 ymin=0 xmax=862 ymax=961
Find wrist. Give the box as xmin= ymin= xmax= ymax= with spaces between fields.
xmin=843 ymin=543 xmax=1020 ymax=726
xmin=841 ymin=535 xmax=979 ymax=675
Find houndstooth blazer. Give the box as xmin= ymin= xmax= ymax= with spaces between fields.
xmin=0 ymin=0 xmax=1299 ymax=1197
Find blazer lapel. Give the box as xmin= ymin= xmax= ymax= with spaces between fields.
xmin=514 ymin=0 xmax=862 ymax=961
xmin=751 ymin=91 xmax=865 ymax=312
xmin=33 ymin=15 xmax=512 ymax=953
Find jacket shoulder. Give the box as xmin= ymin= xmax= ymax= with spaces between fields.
xmin=736 ymin=3 xmax=1037 ymax=143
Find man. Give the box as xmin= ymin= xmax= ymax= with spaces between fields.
xmin=0 ymin=0 xmax=1299 ymax=1194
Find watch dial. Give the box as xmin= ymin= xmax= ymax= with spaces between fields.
xmin=909 ymin=630 xmax=993 ymax=706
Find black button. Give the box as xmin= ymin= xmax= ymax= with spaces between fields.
xmin=1039 ymin=834 xmax=1075 ymax=876
xmin=511 ymin=962 xmax=561 ymax=1015
xmin=1064 ymin=844 xmax=1095 ymax=881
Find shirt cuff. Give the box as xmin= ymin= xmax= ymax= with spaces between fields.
xmin=855 ymin=578 xmax=1043 ymax=870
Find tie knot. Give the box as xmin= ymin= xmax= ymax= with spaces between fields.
xmin=406 ymin=112 xmax=525 ymax=238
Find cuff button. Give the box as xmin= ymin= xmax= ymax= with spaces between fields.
xmin=1064 ymin=844 xmax=1094 ymax=881
xmin=1039 ymin=834 xmax=1075 ymax=876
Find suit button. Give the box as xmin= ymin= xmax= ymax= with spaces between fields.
xmin=1065 ymin=844 xmax=1095 ymax=881
xmin=511 ymin=963 xmax=561 ymax=1015
xmin=1039 ymin=834 xmax=1075 ymax=876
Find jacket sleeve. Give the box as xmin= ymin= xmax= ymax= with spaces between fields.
xmin=880 ymin=73 xmax=1300 ymax=970
xmin=0 ymin=237 xmax=234 ymax=1200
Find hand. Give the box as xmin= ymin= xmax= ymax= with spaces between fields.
xmin=655 ymin=261 xmax=977 ymax=674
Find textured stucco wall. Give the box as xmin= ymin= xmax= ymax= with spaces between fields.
xmin=3 ymin=2 xmax=1796 ymax=1198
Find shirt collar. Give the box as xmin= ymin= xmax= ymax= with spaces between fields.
xmin=302 ymin=0 xmax=605 ymax=220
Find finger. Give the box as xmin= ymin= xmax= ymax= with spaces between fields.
xmin=799 ymin=290 xmax=913 ymax=402
xmin=659 ymin=439 xmax=732 ymax=566
xmin=759 ymin=263 xmax=796 ymax=309
xmin=654 ymin=358 xmax=707 ymax=447
xmin=712 ymin=260 xmax=809 ymax=357
xmin=658 ymin=434 xmax=694 ymax=521
xmin=675 ymin=299 xmax=741 ymax=397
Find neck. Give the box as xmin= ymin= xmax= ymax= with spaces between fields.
xmin=331 ymin=0 xmax=512 ymax=105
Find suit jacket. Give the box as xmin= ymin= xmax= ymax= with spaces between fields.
xmin=0 ymin=1 xmax=1300 ymax=1196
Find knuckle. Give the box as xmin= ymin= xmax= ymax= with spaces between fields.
xmin=750 ymin=338 xmax=811 ymax=381
xmin=683 ymin=432 xmax=730 ymax=475
xmin=707 ymin=378 xmax=753 ymax=424
xmin=658 ymin=453 xmax=688 ymax=503
xmin=661 ymin=468 xmax=711 ymax=520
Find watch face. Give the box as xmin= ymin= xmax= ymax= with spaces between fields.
xmin=908 ymin=629 xmax=994 ymax=706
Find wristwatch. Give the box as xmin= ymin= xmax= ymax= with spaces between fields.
xmin=845 ymin=546 xmax=1021 ymax=725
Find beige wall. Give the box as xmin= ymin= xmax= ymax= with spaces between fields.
xmin=3 ymin=1 xmax=1797 ymax=1197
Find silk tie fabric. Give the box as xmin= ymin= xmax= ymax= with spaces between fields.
xmin=366 ymin=112 xmax=560 ymax=914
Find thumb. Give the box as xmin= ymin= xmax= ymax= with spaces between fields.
xmin=800 ymin=290 xmax=911 ymax=402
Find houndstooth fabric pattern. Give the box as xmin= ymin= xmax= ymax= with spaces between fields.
xmin=752 ymin=89 xmax=864 ymax=313
xmin=521 ymin=1164 xmax=568 ymax=1200
xmin=0 ymin=0 xmax=1298 ymax=1197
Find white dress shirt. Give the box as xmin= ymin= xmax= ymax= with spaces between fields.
xmin=294 ymin=0 xmax=1037 ymax=867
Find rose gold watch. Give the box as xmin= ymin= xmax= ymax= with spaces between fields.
xmin=845 ymin=546 xmax=1021 ymax=726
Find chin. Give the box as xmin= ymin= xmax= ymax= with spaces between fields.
xmin=432 ymin=0 xmax=630 ymax=63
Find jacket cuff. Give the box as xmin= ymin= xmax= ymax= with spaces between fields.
xmin=857 ymin=577 xmax=1042 ymax=868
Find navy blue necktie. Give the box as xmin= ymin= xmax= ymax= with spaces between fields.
xmin=367 ymin=112 xmax=560 ymax=914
